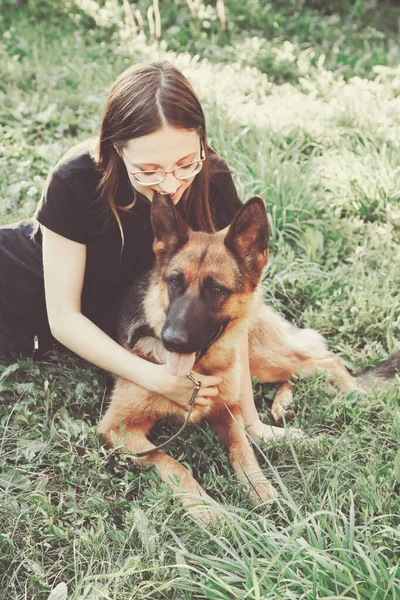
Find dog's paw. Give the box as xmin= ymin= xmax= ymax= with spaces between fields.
xmin=249 ymin=481 xmax=278 ymax=507
xmin=270 ymin=383 xmax=296 ymax=424
xmin=271 ymin=402 xmax=295 ymax=424
xmin=247 ymin=420 xmax=303 ymax=443
xmin=181 ymin=493 xmax=223 ymax=527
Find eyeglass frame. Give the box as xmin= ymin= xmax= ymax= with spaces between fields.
xmin=120 ymin=139 xmax=206 ymax=187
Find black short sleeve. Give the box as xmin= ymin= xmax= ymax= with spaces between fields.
xmin=209 ymin=156 xmax=243 ymax=230
xmin=35 ymin=172 xmax=91 ymax=244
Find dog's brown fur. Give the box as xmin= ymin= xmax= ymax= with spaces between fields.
xmin=98 ymin=193 xmax=398 ymax=525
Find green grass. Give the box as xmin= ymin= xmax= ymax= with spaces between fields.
xmin=1 ymin=2 xmax=400 ymax=598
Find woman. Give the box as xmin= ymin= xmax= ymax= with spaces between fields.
xmin=0 ymin=61 xmax=285 ymax=442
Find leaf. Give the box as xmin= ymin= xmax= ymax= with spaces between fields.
xmin=175 ymin=548 xmax=188 ymax=579
xmin=80 ymin=583 xmax=107 ymax=599
xmin=47 ymin=582 xmax=68 ymax=600
xmin=26 ymin=558 xmax=46 ymax=578
xmin=122 ymin=556 xmax=141 ymax=572
xmin=51 ymin=525 xmax=68 ymax=540
xmin=0 ymin=363 xmax=19 ymax=383
xmin=394 ymin=451 xmax=400 ymax=483
xmin=58 ymin=407 xmax=71 ymax=423
xmin=70 ymin=419 xmax=89 ymax=436
xmin=301 ymin=227 xmax=324 ymax=262
xmin=131 ymin=507 xmax=158 ymax=554
xmin=75 ymin=382 xmax=87 ymax=400
xmin=0 ymin=470 xmax=31 ymax=491
xmin=17 ymin=439 xmax=47 ymax=458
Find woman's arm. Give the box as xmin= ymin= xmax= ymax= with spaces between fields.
xmin=42 ymin=226 xmax=221 ymax=408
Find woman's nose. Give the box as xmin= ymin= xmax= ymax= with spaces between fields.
xmin=158 ymin=172 xmax=179 ymax=194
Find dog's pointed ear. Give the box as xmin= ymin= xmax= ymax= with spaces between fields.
xmin=224 ymin=196 xmax=269 ymax=280
xmin=151 ymin=192 xmax=190 ymax=262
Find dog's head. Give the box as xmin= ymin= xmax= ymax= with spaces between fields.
xmin=151 ymin=192 xmax=269 ymax=375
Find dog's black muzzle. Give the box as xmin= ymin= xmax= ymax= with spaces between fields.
xmin=161 ymin=321 xmax=229 ymax=360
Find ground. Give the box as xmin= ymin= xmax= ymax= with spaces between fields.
xmin=0 ymin=1 xmax=399 ymax=598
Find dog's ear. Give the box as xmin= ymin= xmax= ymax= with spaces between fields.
xmin=151 ymin=193 xmax=190 ymax=263
xmin=224 ymin=196 xmax=269 ymax=279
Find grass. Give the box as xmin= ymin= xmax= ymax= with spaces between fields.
xmin=1 ymin=2 xmax=400 ymax=598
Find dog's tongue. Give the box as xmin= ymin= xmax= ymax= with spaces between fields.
xmin=166 ymin=352 xmax=196 ymax=377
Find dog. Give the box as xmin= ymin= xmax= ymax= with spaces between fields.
xmin=98 ymin=193 xmax=399 ymax=525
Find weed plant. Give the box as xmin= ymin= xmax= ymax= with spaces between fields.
xmin=0 ymin=2 xmax=399 ymax=598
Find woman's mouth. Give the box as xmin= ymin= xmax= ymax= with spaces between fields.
xmin=157 ymin=187 xmax=183 ymax=201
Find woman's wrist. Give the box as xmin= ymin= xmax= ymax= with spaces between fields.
xmin=126 ymin=353 xmax=161 ymax=392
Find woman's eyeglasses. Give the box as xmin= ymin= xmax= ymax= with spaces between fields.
xmin=123 ymin=140 xmax=206 ymax=186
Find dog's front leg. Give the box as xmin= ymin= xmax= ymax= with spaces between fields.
xmin=208 ymin=406 xmax=277 ymax=507
xmin=99 ymin=418 xmax=221 ymax=527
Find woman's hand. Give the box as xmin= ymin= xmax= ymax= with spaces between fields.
xmin=148 ymin=363 xmax=222 ymax=410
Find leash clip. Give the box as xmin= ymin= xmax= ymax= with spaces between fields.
xmin=186 ymin=371 xmax=201 ymax=406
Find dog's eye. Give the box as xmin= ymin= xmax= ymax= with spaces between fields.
xmin=210 ymin=285 xmax=222 ymax=295
xmin=170 ymin=278 xmax=181 ymax=289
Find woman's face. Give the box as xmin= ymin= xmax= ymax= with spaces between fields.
xmin=120 ymin=125 xmax=202 ymax=204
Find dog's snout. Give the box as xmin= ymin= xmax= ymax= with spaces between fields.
xmin=162 ymin=327 xmax=189 ymax=353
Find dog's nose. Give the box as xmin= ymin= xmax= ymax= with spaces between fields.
xmin=162 ymin=328 xmax=189 ymax=353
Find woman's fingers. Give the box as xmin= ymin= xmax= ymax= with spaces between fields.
xmin=186 ymin=371 xmax=221 ymax=404
xmin=151 ymin=364 xmax=222 ymax=408
xmin=193 ymin=397 xmax=211 ymax=407
xmin=192 ymin=371 xmax=222 ymax=387
xmin=197 ymin=385 xmax=218 ymax=397
xmin=178 ymin=394 xmax=212 ymax=409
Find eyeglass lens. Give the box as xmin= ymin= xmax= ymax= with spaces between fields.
xmin=133 ymin=160 xmax=203 ymax=184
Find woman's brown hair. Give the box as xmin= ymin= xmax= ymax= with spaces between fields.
xmin=97 ymin=61 xmax=215 ymax=242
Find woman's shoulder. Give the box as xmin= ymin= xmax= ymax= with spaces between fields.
xmin=36 ymin=139 xmax=106 ymax=244
xmin=208 ymin=149 xmax=230 ymax=175
xmin=207 ymin=149 xmax=236 ymax=195
xmin=51 ymin=138 xmax=100 ymax=183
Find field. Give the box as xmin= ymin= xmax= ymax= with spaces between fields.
xmin=1 ymin=1 xmax=400 ymax=598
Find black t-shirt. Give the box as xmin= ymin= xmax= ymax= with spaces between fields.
xmin=0 ymin=142 xmax=242 ymax=343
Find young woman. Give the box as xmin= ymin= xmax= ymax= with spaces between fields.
xmin=0 ymin=61 xmax=285 ymax=442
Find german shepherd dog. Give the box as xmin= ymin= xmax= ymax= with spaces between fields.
xmin=98 ymin=193 xmax=399 ymax=525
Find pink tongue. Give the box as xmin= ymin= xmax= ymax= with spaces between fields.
xmin=166 ymin=352 xmax=196 ymax=377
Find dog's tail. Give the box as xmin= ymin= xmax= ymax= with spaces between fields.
xmin=357 ymin=350 xmax=400 ymax=389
